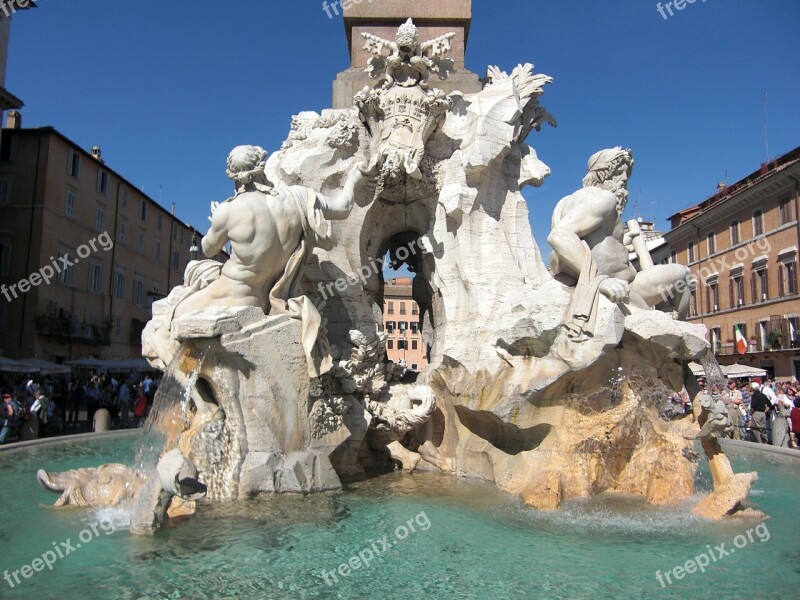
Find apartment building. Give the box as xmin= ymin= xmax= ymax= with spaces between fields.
xmin=660 ymin=146 xmax=800 ymax=378
xmin=382 ymin=276 xmax=428 ymax=371
xmin=0 ymin=122 xmax=226 ymax=362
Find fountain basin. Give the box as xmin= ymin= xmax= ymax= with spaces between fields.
xmin=2 ymin=433 xmax=798 ymax=599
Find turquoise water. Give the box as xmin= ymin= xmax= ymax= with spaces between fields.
xmin=1 ymin=435 xmax=799 ymax=599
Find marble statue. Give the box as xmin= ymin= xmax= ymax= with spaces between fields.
xmin=38 ymin=464 xmax=147 ymax=508
xmin=39 ymin=14 xmax=760 ymax=533
xmin=549 ymin=147 xmax=693 ymax=340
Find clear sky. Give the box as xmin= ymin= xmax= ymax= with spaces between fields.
xmin=6 ymin=0 xmax=800 ymax=259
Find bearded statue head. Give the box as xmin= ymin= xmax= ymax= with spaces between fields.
xmin=582 ymin=147 xmax=634 ymax=213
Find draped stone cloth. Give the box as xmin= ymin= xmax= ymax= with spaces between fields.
xmin=268 ymin=186 xmax=335 ymax=378
xmin=564 ymin=242 xmax=608 ymax=342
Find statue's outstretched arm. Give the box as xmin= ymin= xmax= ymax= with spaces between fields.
xmin=202 ymin=203 xmax=230 ymax=257
xmin=317 ymin=161 xmax=371 ymax=220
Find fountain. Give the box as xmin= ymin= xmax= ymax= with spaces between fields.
xmin=33 ymin=16 xmax=762 ymax=529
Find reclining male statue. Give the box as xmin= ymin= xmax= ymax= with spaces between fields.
xmin=548 ymin=147 xmax=692 ymax=340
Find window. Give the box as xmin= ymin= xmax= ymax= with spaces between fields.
xmin=688 ymin=290 xmax=697 ymax=317
xmin=400 ymin=302 xmax=407 ymax=315
xmin=670 ymin=250 xmax=677 ymax=264
xmin=411 ymin=363 xmax=418 ymax=370
xmin=57 ymin=250 xmax=74 ymax=285
xmin=759 ymin=321 xmax=768 ymax=351
xmin=752 ymin=210 xmax=764 ymax=236
xmin=171 ymin=249 xmax=179 ymax=269
xmin=157 ymin=213 xmax=162 ymax=230
xmin=121 ymin=187 xmax=128 ymax=209
xmin=65 ymin=189 xmax=76 ymax=217
xmin=386 ymin=321 xmax=395 ymax=332
xmin=119 ymin=221 xmax=127 ymax=243
xmin=95 ymin=205 xmax=105 ymax=231
xmin=410 ymin=322 xmax=419 ymax=333
xmin=88 ymin=263 xmax=103 ymax=294
xmin=67 ymin=149 xmax=81 ymax=178
xmin=132 ymin=277 xmax=145 ymax=305
xmin=387 ymin=340 xmax=394 ymax=350
xmin=757 ymin=269 xmax=769 ymax=301
xmin=139 ymin=200 xmax=147 ymax=222
xmin=707 ymin=282 xmax=719 ymax=312
xmin=710 ymin=327 xmax=721 ymax=353
xmin=706 ymin=232 xmax=715 ymax=255
xmin=730 ymin=276 xmax=744 ymax=307
xmin=0 ymin=239 xmax=11 ymax=276
xmin=152 ymin=280 xmax=160 ymax=294
xmin=115 ymin=316 xmax=122 ymax=336
xmin=687 ymin=242 xmax=695 ymax=263
xmin=155 ymin=240 xmax=161 ymax=261
xmin=0 ymin=134 xmax=15 ymax=161
xmin=780 ymin=261 xmax=797 ymax=296
xmin=137 ymin=231 xmax=145 ymax=252
xmin=412 ymin=304 xmax=419 ymax=315
xmin=96 ymin=169 xmax=109 ymax=195
xmin=790 ymin=317 xmax=800 ymax=345
xmin=113 ymin=270 xmax=125 ymax=299
xmin=398 ymin=340 xmax=408 ymax=350
xmin=730 ymin=220 xmax=740 ymax=245
xmin=0 ymin=176 xmax=11 ymax=205
xmin=779 ymin=195 xmax=793 ymax=225
xmin=399 ymin=321 xmax=407 ymax=331
xmin=412 ymin=340 xmax=418 ymax=350
xmin=172 ymin=222 xmax=178 ymax=241
xmin=387 ymin=301 xmax=394 ymax=314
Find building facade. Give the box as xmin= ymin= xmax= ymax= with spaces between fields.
xmin=0 ymin=124 xmax=225 ymax=362
xmin=661 ymin=146 xmax=800 ymax=379
xmin=382 ymin=276 xmax=427 ymax=371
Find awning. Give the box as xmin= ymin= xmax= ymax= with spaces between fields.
xmin=18 ymin=358 xmax=71 ymax=375
xmin=103 ymin=358 xmax=155 ymax=372
xmin=723 ymin=364 xmax=768 ymax=379
xmin=0 ymin=356 xmax=39 ymax=373
xmin=64 ymin=357 xmax=107 ymax=370
xmin=688 ymin=362 xmax=767 ymax=379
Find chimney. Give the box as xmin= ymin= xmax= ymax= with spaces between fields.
xmin=91 ymin=146 xmax=104 ymax=163
xmin=5 ymin=110 xmax=21 ymax=129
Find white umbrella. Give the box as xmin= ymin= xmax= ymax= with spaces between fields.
xmin=687 ymin=362 xmax=704 ymax=376
xmin=0 ymin=356 xmax=39 ymax=373
xmin=722 ymin=364 xmax=767 ymax=379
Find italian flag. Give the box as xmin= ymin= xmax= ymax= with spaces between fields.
xmin=735 ymin=325 xmax=747 ymax=355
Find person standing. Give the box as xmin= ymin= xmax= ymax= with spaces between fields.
xmin=749 ymin=380 xmax=772 ymax=444
xmin=84 ymin=376 xmax=102 ymax=430
xmin=772 ymin=390 xmax=792 ymax=448
xmin=117 ymin=379 xmax=131 ymax=428
xmin=789 ymin=396 xmax=800 ymax=449
xmin=0 ymin=393 xmax=16 ymax=443
xmin=722 ymin=380 xmax=743 ymax=440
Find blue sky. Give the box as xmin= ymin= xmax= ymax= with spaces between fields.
xmin=6 ymin=0 xmax=800 ymax=261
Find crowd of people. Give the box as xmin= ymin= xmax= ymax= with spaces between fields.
xmin=667 ymin=376 xmax=800 ymax=448
xmin=0 ymin=372 xmax=160 ymax=444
